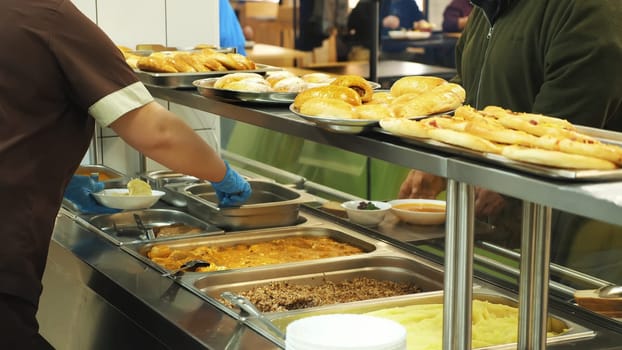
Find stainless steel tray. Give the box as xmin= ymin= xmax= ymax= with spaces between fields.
xmin=190 ymin=255 xmax=444 ymax=312
xmin=265 ymin=291 xmax=595 ymax=349
xmin=194 ymin=78 xmax=298 ymax=104
xmin=135 ymin=64 xmax=282 ymax=89
xmin=377 ymin=125 xmax=622 ymax=181
xmin=121 ymin=226 xmax=377 ymax=274
xmin=180 ymin=179 xmax=316 ymax=230
xmin=140 ymin=170 xmax=200 ymax=207
xmin=89 ymin=208 xmax=223 ymax=245
xmin=195 ymin=78 xmax=382 ymax=105
xmin=289 ymin=104 xmax=379 ymax=134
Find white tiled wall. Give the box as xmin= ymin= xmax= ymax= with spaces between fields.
xmin=72 ymin=0 xmax=220 ymax=176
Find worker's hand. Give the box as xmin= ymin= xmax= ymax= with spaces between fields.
xmin=63 ymin=174 xmax=120 ymax=214
xmin=382 ymin=15 xmax=401 ymax=29
xmin=474 ymin=188 xmax=506 ymax=219
xmin=211 ymin=162 xmax=252 ymax=207
xmin=398 ymin=170 xmax=446 ymax=199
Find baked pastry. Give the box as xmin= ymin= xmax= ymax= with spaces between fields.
xmin=137 ymin=56 xmax=178 ymax=73
xmin=353 ymin=104 xmax=392 ymax=120
xmin=223 ymin=80 xmax=272 ymax=92
xmin=293 ymin=85 xmax=362 ymax=109
xmin=265 ymin=70 xmax=297 ymax=86
xmin=390 ymin=76 xmax=447 ymax=97
xmin=391 ymin=83 xmax=466 ymax=118
xmin=214 ymin=72 xmax=264 ymax=89
xmin=330 ymin=75 xmax=374 ymax=102
xmin=299 ymin=97 xmax=354 ymax=119
xmin=174 ymin=52 xmax=208 ymax=72
xmin=273 ymin=76 xmax=307 ymax=92
xmin=301 ymin=72 xmax=335 ymax=84
xmin=367 ymin=91 xmax=395 ymax=105
xmin=194 ymin=53 xmax=228 ymax=71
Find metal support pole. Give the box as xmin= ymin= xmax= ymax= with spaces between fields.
xmin=443 ymin=179 xmax=474 ymax=350
xmin=369 ymin=0 xmax=380 ymax=82
xmin=518 ymin=202 xmax=552 ymax=349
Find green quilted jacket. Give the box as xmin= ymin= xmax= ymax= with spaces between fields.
xmin=455 ymin=0 xmax=622 ymax=130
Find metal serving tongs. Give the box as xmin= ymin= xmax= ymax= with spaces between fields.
xmin=161 ymin=259 xmax=211 ymax=278
xmin=133 ymin=213 xmax=156 ymax=240
xmin=221 ymin=291 xmax=286 ymax=340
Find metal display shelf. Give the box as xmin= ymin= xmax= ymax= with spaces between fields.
xmin=147 ymin=85 xmax=622 ymax=350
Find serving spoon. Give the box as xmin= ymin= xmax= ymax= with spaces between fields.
xmin=597 ymin=285 xmax=622 ymax=298
xmin=161 ymin=259 xmax=211 ymax=278
xmin=221 ymin=291 xmax=286 ymax=339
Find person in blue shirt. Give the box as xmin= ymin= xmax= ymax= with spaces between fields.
xmin=219 ymin=0 xmax=247 ymax=55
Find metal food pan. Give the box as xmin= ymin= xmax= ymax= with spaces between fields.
xmin=265 ymin=292 xmax=595 ymax=349
xmin=182 ymin=180 xmax=316 ymax=230
xmin=191 ymin=255 xmax=444 ymax=310
xmin=74 ymin=164 xmax=125 ymax=183
xmin=140 ymin=170 xmax=200 ymax=207
xmin=134 ymin=64 xmax=281 ymax=89
xmin=89 ymin=209 xmax=224 ymax=245
xmin=121 ymin=226 xmax=377 ymax=274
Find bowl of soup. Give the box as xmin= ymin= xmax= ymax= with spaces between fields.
xmin=387 ymin=199 xmax=446 ymax=225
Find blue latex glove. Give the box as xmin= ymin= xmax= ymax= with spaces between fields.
xmin=63 ymin=174 xmax=120 ymax=214
xmin=211 ymin=162 xmax=252 ymax=207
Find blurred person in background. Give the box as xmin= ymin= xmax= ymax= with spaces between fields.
xmin=345 ymin=0 xmax=432 ymax=61
xmin=442 ymin=0 xmax=473 ymax=33
xmin=398 ymin=0 xmax=622 ymax=283
xmin=219 ymin=0 xmax=247 ymax=55
xmin=0 ymin=0 xmax=251 ymax=348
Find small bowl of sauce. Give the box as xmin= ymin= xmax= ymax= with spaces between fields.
xmin=388 ymin=199 xmax=446 ymax=225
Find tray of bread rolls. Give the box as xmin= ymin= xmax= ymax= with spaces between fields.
xmin=289 ymin=75 xmax=465 ymax=134
xmin=194 ymin=71 xmax=380 ymax=105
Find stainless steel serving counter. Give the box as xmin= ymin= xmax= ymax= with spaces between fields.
xmin=145 ymin=85 xmax=622 ymax=349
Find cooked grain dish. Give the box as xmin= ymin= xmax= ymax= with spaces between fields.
xmin=220 ymin=277 xmax=422 ymax=312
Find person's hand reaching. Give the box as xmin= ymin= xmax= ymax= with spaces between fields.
xmin=474 ymin=188 xmax=506 ymax=219
xmin=211 ymin=162 xmax=252 ymax=207
xmin=398 ymin=170 xmax=446 ymax=199
xmin=63 ymin=174 xmax=120 ymax=214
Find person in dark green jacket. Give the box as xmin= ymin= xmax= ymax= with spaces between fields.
xmin=399 ymin=0 xmax=622 ymax=283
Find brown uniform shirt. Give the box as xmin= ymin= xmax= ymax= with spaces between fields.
xmin=0 ymin=0 xmax=151 ymax=305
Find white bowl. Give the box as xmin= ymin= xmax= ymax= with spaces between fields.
xmin=341 ymin=200 xmax=392 ymax=227
xmin=405 ymin=31 xmax=432 ymax=40
xmin=388 ymin=199 xmax=446 ymax=225
xmin=92 ymin=189 xmax=165 ymax=210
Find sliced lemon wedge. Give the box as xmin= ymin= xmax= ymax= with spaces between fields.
xmin=127 ymin=178 xmax=152 ymax=196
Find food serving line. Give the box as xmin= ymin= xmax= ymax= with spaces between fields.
xmin=40 ymin=77 xmax=622 ymax=349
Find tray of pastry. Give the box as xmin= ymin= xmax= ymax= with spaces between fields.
xmin=193 ymin=71 xmax=381 ymax=105
xmin=134 ymin=63 xmax=282 ymax=89
xmin=378 ymin=107 xmax=622 ymax=181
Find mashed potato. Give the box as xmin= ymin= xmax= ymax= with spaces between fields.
xmin=364 ymin=300 xmax=563 ymax=350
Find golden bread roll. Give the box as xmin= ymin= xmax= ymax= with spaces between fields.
xmin=214 ymin=72 xmax=264 ymax=89
xmin=293 ymin=85 xmax=362 ymax=109
xmin=353 ymin=104 xmax=392 ymax=120
xmin=391 ymin=83 xmax=466 ymax=118
xmin=167 ymin=55 xmax=196 ymax=73
xmin=301 ymin=72 xmax=335 ymax=84
xmin=211 ymin=52 xmax=246 ymax=70
xmin=367 ymin=91 xmax=395 ymax=105
xmin=390 ymin=76 xmax=447 ymax=97
xmin=223 ymin=80 xmax=272 ymax=92
xmin=265 ymin=70 xmax=297 ymax=86
xmin=330 ymin=75 xmax=374 ymax=102
xmin=137 ymin=56 xmax=178 ymax=73
xmin=273 ymin=76 xmax=307 ymax=92
xmin=300 ymin=97 xmax=354 ymax=119
xmin=391 ymin=92 xmax=423 ymax=106
xmin=194 ymin=53 xmax=227 ymax=71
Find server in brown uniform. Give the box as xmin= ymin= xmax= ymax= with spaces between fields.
xmin=0 ymin=1 xmax=252 ymax=348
